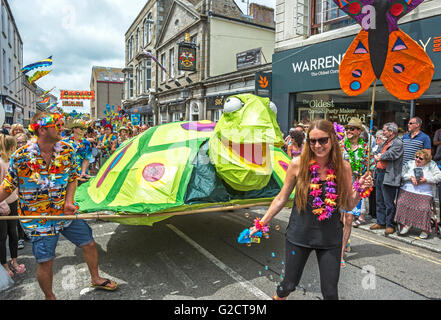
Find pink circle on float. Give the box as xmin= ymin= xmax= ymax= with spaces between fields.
xmin=143 ymin=163 xmax=165 ymax=182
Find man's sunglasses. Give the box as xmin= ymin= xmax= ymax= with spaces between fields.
xmin=308 ymin=137 xmax=330 ymax=146
xmin=346 ymin=127 xmax=359 ymax=131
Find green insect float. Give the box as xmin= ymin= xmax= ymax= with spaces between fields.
xmin=76 ymin=94 xmax=293 ymax=226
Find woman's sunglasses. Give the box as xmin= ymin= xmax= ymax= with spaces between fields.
xmin=308 ymin=137 xmax=330 ymax=146
xmin=415 ymin=156 xmax=425 ymax=161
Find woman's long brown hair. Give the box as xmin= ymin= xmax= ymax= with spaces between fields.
xmin=295 ymin=120 xmax=350 ymax=212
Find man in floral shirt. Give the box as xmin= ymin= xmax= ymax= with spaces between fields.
xmin=0 ymin=112 xmax=117 ymax=299
xmin=64 ymin=119 xmax=93 ymax=183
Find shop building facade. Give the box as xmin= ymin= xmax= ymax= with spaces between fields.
xmin=154 ymin=0 xmax=275 ymax=124
xmin=122 ymin=0 xmax=173 ymax=126
xmin=273 ymin=0 xmax=441 ymax=137
xmin=0 ymin=0 xmax=24 ymax=125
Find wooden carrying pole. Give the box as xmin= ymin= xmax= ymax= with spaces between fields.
xmin=0 ymin=202 xmax=275 ymax=221
xmin=367 ymin=81 xmax=377 ymax=170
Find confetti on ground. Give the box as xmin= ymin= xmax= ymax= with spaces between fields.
xmin=292 ymin=251 xmax=296 ymax=255
xmin=271 ymin=252 xmax=276 ymax=258
xmin=275 ymin=225 xmax=280 ymax=231
xmin=245 ymin=213 xmax=249 ymax=218
xmin=265 ymin=266 xmax=269 ymax=271
xmin=258 ymin=271 xmax=262 ymax=276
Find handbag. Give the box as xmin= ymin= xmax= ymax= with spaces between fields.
xmin=0 ymin=201 xmax=10 ymax=216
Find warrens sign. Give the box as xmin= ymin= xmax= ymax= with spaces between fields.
xmin=291 ymin=54 xmax=345 ymax=75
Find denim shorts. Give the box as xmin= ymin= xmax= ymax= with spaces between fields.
xmin=31 ymin=220 xmax=94 ymax=264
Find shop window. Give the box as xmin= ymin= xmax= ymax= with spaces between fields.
xmin=161 ymin=113 xmax=168 ymax=124
xmin=311 ymin=0 xmax=356 ymax=35
xmin=138 ymin=67 xmax=143 ymax=94
xmin=169 ymin=48 xmax=175 ymax=79
xmin=173 ymin=113 xmax=183 ymax=122
xmin=144 ymin=13 xmax=152 ymax=46
xmin=145 ymin=59 xmax=152 ymax=91
xmin=213 ymin=110 xmax=223 ymax=122
xmin=136 ymin=29 xmax=140 ymax=53
xmin=128 ymin=73 xmax=134 ymax=98
xmin=160 ymin=53 xmax=166 ymax=82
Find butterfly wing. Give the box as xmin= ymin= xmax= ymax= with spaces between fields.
xmin=333 ymin=0 xmax=375 ymax=25
xmin=387 ymin=0 xmax=424 ymax=32
xmin=380 ymin=29 xmax=434 ymax=100
xmin=339 ymin=30 xmax=377 ymax=96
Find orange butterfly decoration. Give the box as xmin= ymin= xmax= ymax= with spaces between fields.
xmin=335 ymin=0 xmax=434 ymax=100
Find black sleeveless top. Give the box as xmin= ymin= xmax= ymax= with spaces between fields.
xmin=286 ymin=181 xmax=343 ymax=249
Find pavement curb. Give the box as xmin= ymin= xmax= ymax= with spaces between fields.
xmin=358 ymin=222 xmax=441 ymax=254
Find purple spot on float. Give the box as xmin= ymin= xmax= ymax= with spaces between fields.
xmin=181 ymin=122 xmax=215 ymax=132
xmin=143 ymin=163 xmax=165 ymax=182
xmin=97 ymin=142 xmax=133 ymax=188
xmin=279 ymin=161 xmax=289 ymax=172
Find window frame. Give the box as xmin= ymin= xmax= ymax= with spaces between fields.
xmin=310 ymin=0 xmax=354 ymax=35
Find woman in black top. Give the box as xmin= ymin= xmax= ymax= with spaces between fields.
xmin=250 ymin=120 xmax=373 ymax=300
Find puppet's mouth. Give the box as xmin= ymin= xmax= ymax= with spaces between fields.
xmin=220 ymin=137 xmax=268 ymax=166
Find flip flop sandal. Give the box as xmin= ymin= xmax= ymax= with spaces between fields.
xmin=10 ymin=263 xmax=26 ymax=274
xmin=90 ymin=279 xmax=118 ymax=291
xmin=352 ymin=219 xmax=365 ymax=228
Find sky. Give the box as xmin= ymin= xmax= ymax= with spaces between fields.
xmin=10 ymin=0 xmax=276 ymax=113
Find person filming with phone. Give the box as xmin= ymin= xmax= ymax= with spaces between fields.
xmin=395 ymin=150 xmax=441 ymax=239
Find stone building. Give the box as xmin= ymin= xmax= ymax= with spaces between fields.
xmin=21 ymin=76 xmax=36 ymax=126
xmin=154 ymin=0 xmax=275 ymax=124
xmin=0 ymin=0 xmax=24 ymax=125
xmin=122 ymin=0 xmax=173 ymax=126
xmin=90 ymin=66 xmax=124 ymax=120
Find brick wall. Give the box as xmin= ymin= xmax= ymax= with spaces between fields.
xmin=249 ymin=3 xmax=274 ymax=25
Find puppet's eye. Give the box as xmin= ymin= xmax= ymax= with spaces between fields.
xmin=224 ymin=97 xmax=244 ymax=113
xmin=269 ymin=102 xmax=278 ymax=115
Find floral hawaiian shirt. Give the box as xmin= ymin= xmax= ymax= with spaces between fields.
xmin=1 ymin=141 xmax=79 ymax=237
xmin=63 ymin=136 xmax=93 ymax=173
xmin=99 ymin=134 xmax=118 ymax=158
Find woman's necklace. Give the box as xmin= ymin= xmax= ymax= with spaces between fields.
xmin=309 ymin=161 xmax=338 ymax=221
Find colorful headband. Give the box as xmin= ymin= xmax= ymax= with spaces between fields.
xmin=29 ymin=114 xmax=64 ymax=133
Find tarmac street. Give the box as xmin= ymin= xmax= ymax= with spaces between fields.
xmin=1 ymin=207 xmax=441 ymax=301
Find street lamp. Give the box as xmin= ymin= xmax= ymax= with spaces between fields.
xmin=181 ymin=87 xmax=191 ymax=99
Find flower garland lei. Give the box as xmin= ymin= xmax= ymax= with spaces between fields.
xmin=344 ymin=138 xmax=365 ymax=175
xmin=309 ymin=161 xmax=338 ymax=221
xmin=27 ymin=142 xmax=69 ymax=190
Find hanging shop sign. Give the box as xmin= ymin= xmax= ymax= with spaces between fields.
xmin=255 ymin=72 xmax=272 ymax=98
xmin=131 ymin=114 xmax=141 ymax=126
xmin=61 ymin=90 xmax=95 ymax=100
xmin=178 ymin=43 xmax=197 ymax=72
xmin=237 ymin=48 xmax=262 ymax=70
xmin=206 ymin=96 xmax=226 ymax=110
xmin=62 ymin=101 xmax=84 ymax=107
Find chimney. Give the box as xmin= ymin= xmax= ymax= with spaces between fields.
xmin=249 ymin=3 xmax=274 ymax=25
